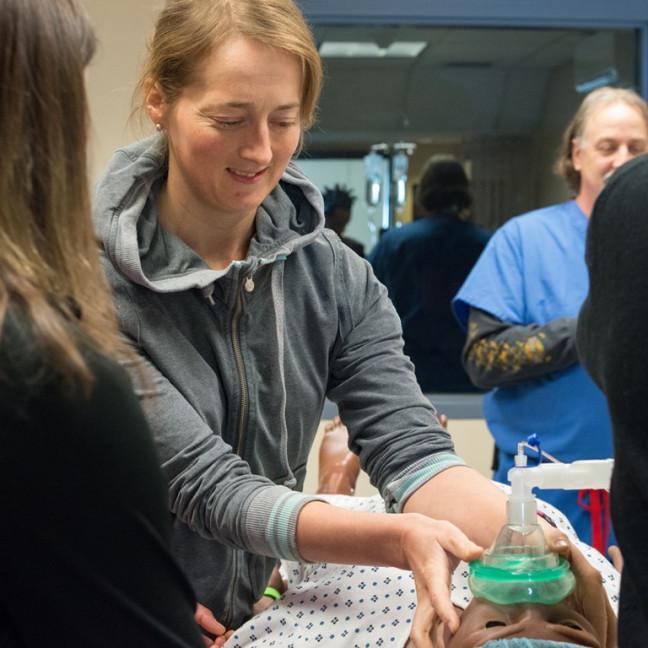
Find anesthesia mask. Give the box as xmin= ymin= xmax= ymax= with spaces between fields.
xmin=469 ymin=455 xmax=612 ymax=606
xmin=468 ymin=475 xmax=575 ymax=605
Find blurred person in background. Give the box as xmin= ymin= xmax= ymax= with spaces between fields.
xmin=370 ymin=157 xmax=490 ymax=393
xmin=323 ymin=183 xmax=365 ymax=256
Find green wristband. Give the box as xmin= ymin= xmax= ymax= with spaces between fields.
xmin=263 ymin=586 xmax=282 ymax=601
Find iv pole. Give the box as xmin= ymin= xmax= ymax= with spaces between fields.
xmin=364 ymin=142 xmax=416 ymax=234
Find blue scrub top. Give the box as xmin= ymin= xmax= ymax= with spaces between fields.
xmin=453 ymin=200 xmax=613 ymax=463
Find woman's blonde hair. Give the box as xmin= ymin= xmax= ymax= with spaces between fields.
xmin=136 ymin=0 xmax=323 ymax=130
xmin=554 ymin=86 xmax=648 ymax=193
xmin=0 ymin=0 xmax=134 ymax=393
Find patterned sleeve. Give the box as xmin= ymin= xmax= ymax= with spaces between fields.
xmin=463 ymin=307 xmax=579 ymax=389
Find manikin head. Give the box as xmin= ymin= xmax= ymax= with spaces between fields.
xmin=429 ymin=544 xmax=616 ymax=648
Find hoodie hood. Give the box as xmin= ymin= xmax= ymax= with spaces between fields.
xmin=93 ymin=134 xmax=325 ymax=293
xmin=93 ymin=136 xmax=328 ymax=493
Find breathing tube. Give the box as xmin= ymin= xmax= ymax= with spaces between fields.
xmin=469 ymin=442 xmax=613 ymax=606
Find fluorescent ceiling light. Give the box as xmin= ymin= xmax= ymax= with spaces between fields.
xmin=386 ymin=42 xmax=427 ymax=58
xmin=319 ymin=41 xmax=427 ymax=58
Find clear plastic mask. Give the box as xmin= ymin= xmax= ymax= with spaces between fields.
xmin=469 ymin=519 xmax=575 ymax=605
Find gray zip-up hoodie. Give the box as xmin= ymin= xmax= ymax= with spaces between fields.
xmin=93 ymin=135 xmax=464 ymax=628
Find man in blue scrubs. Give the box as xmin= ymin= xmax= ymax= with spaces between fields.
xmin=453 ymin=87 xmax=648 ymax=552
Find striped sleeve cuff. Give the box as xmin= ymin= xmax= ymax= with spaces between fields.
xmin=243 ymin=486 xmax=326 ymax=561
xmin=383 ymin=452 xmax=466 ymax=513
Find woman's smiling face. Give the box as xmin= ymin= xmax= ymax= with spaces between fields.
xmin=154 ymin=35 xmax=303 ymax=222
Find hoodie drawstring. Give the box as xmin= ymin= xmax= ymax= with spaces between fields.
xmin=201 ymin=284 xmax=216 ymax=305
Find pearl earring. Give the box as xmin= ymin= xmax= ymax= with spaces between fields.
xmin=155 ymin=123 xmax=163 ymax=132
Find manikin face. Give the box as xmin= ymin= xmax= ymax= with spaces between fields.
xmin=572 ymin=100 xmax=648 ymax=212
xmin=439 ymin=598 xmax=602 ymax=647
xmin=428 ymin=545 xmax=616 ymax=648
xmin=150 ymin=35 xmax=303 ymax=223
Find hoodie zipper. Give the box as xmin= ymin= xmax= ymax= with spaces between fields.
xmin=225 ymin=550 xmax=241 ymax=628
xmin=231 ymin=279 xmax=249 ymax=456
xmin=225 ymin=277 xmax=250 ymax=624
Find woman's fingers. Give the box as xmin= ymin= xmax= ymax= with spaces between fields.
xmin=544 ymin=538 xmax=616 ymax=645
xmin=608 ymin=545 xmax=624 ymax=572
xmin=411 ymin=545 xmax=458 ymax=637
xmin=208 ymin=628 xmax=235 ymax=647
xmin=429 ymin=519 xmax=484 ymax=565
xmin=404 ymin=518 xmax=483 ymax=642
xmin=424 ymin=542 xmax=464 ymax=631
xmin=194 ymin=602 xmax=228 ymax=646
xmin=195 ymin=603 xmax=226 ymax=635
xmin=409 ymin=578 xmax=436 ymax=648
xmin=570 ymin=543 xmax=616 ymax=646
xmin=545 ymin=528 xmax=571 ymax=556
xmin=425 ymin=578 xmax=459 ymax=633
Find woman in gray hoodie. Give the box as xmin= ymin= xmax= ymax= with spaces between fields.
xmin=93 ymin=0 xmax=546 ymax=643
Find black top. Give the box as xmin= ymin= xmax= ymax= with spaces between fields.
xmin=577 ymin=153 xmax=648 ymax=647
xmin=370 ymin=213 xmax=491 ymax=392
xmin=0 ymin=311 xmax=203 ymax=647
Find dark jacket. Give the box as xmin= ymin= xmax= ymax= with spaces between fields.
xmin=578 ymin=152 xmax=648 ymax=646
xmin=370 ymin=213 xmax=490 ymax=392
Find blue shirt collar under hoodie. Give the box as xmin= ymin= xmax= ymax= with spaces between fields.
xmin=93 ymin=134 xmax=326 ymax=490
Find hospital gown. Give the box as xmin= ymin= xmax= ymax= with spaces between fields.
xmin=225 ymin=492 xmax=619 ymax=648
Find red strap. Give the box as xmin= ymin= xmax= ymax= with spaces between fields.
xmin=578 ymin=489 xmax=610 ymax=554
xmin=602 ymin=489 xmax=611 ymax=550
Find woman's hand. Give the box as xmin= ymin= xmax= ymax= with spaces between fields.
xmin=296 ymin=502 xmax=482 ymax=648
xmin=397 ymin=515 xmax=483 ymax=647
xmin=548 ymin=534 xmax=617 ymax=647
xmin=608 ymin=545 xmax=623 ymax=572
xmin=194 ymin=603 xmax=233 ymax=647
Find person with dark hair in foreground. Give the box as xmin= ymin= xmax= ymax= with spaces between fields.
xmin=0 ymin=0 xmax=207 ymax=645
xmin=578 ymin=152 xmax=648 ymax=647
